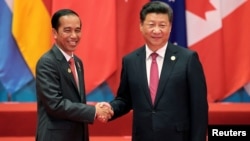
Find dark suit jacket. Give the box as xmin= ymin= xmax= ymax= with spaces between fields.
xmin=110 ymin=43 xmax=208 ymax=141
xmin=35 ymin=45 xmax=95 ymax=141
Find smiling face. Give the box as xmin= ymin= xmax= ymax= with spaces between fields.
xmin=140 ymin=13 xmax=172 ymax=51
xmin=52 ymin=14 xmax=81 ymax=56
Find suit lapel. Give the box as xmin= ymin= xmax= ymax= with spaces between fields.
xmin=154 ymin=44 xmax=178 ymax=105
xmin=52 ymin=46 xmax=82 ymax=100
xmin=74 ymin=58 xmax=85 ymax=101
xmin=136 ymin=47 xmax=153 ymax=105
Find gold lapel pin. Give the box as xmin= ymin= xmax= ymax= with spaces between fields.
xmin=68 ymin=68 xmax=71 ymax=73
xmin=171 ymin=56 xmax=176 ymax=61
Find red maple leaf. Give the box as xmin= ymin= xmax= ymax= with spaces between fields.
xmin=186 ymin=0 xmax=215 ymax=19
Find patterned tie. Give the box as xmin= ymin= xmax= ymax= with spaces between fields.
xmin=69 ymin=57 xmax=79 ymax=88
xmin=149 ymin=53 xmax=159 ymax=104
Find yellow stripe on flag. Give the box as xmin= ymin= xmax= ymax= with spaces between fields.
xmin=12 ymin=0 xmax=51 ymax=76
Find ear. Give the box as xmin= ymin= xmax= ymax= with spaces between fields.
xmin=169 ymin=24 xmax=172 ymax=33
xmin=52 ymin=28 xmax=57 ymax=39
xmin=139 ymin=23 xmax=143 ymax=32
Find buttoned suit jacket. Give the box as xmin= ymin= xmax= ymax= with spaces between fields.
xmin=110 ymin=43 xmax=208 ymax=141
xmin=35 ymin=45 xmax=95 ymax=141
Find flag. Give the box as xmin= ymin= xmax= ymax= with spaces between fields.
xmin=106 ymin=0 xmax=148 ymax=98
xmin=51 ymin=0 xmax=117 ymax=98
xmin=222 ymin=81 xmax=250 ymax=102
xmin=186 ymin=0 xmax=250 ymax=102
xmin=0 ymin=0 xmax=33 ymax=100
xmin=2 ymin=0 xmax=249 ymax=102
xmin=12 ymin=0 xmax=51 ymax=76
xmin=0 ymin=0 xmax=51 ymax=101
xmin=0 ymin=82 xmax=8 ymax=101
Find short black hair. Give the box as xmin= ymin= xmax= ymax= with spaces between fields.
xmin=140 ymin=1 xmax=173 ymax=23
xmin=51 ymin=9 xmax=81 ymax=31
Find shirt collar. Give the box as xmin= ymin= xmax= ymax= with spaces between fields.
xmin=145 ymin=42 xmax=168 ymax=60
xmin=56 ymin=44 xmax=74 ymax=61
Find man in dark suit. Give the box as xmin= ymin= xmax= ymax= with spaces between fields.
xmin=99 ymin=1 xmax=208 ymax=141
xmin=35 ymin=9 xmax=113 ymax=141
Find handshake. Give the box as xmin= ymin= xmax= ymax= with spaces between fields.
xmin=95 ymin=102 xmax=114 ymax=123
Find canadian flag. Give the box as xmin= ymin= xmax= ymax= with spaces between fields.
xmin=186 ymin=0 xmax=250 ymax=102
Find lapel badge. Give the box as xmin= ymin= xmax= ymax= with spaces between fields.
xmin=68 ymin=68 xmax=71 ymax=73
xmin=171 ymin=56 xmax=176 ymax=61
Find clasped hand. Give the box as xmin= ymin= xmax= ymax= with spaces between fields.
xmin=95 ymin=102 xmax=114 ymax=123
